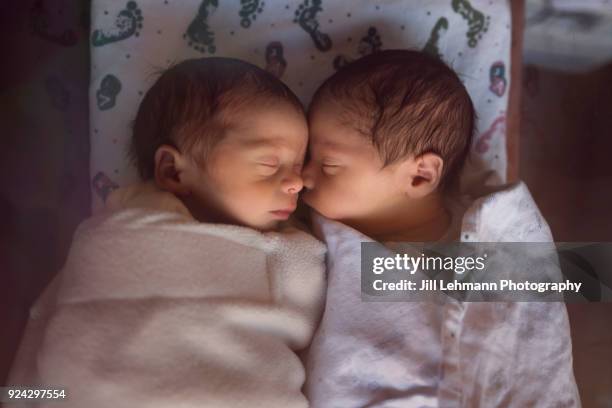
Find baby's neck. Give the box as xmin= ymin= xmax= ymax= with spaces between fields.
xmin=345 ymin=193 xmax=451 ymax=242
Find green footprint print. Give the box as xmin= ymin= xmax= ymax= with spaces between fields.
xmin=451 ymin=0 xmax=490 ymax=48
xmin=184 ymin=0 xmax=218 ymax=54
xmin=293 ymin=0 xmax=332 ymax=52
xmin=91 ymin=1 xmax=143 ymax=47
xmin=96 ymin=74 xmax=121 ymax=111
xmin=423 ymin=17 xmax=449 ymax=59
xmin=239 ymin=0 xmax=264 ymax=28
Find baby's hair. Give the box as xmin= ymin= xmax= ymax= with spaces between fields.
xmin=130 ymin=57 xmax=304 ymax=180
xmin=309 ymin=49 xmax=477 ymax=191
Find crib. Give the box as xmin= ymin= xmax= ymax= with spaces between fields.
xmin=4 ymin=0 xmax=535 ymax=394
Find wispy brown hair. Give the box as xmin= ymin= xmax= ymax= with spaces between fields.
xmin=130 ymin=57 xmax=304 ymax=180
xmin=309 ymin=49 xmax=476 ymax=191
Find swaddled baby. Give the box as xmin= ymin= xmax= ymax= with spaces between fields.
xmin=302 ymin=50 xmax=580 ymax=407
xmin=9 ymin=58 xmax=326 ymax=408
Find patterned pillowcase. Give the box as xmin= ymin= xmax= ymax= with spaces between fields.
xmin=90 ymin=0 xmax=511 ymax=211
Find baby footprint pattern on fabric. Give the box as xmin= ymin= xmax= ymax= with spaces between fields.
xmin=91 ymin=1 xmax=143 ymax=47
xmin=357 ymin=27 xmax=382 ymax=56
xmin=239 ymin=0 xmax=264 ymax=28
xmin=184 ymin=0 xmax=218 ymax=54
xmin=451 ymin=0 xmax=489 ymax=48
xmin=423 ymin=17 xmax=449 ymax=59
xmin=30 ymin=0 xmax=78 ymax=46
xmin=489 ymin=61 xmax=507 ymax=97
xmin=96 ymin=74 xmax=122 ymax=111
xmin=265 ymin=42 xmax=287 ymax=78
xmin=333 ymin=54 xmax=351 ymax=70
xmin=475 ymin=113 xmax=506 ymax=154
xmin=294 ymin=0 xmax=332 ymax=52
xmin=92 ymin=171 xmax=119 ymax=203
xmin=333 ymin=26 xmax=382 ymax=70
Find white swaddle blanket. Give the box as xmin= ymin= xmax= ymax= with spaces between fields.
xmin=8 ymin=183 xmax=326 ymax=408
xmin=305 ymin=181 xmax=581 ymax=407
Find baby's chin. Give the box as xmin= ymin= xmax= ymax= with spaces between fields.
xmin=242 ymin=216 xmax=283 ymax=232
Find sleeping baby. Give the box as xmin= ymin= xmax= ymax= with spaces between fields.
xmin=9 ymin=57 xmax=326 ymax=407
xmin=302 ymin=50 xmax=581 ymax=407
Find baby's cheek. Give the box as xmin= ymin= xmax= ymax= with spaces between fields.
xmin=318 ymin=179 xmax=353 ymax=213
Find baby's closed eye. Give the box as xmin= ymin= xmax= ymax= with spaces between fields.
xmin=321 ymin=160 xmax=342 ymax=175
xmin=256 ymin=157 xmax=280 ymax=176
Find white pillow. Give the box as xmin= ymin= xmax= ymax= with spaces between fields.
xmin=90 ymin=0 xmax=511 ymax=211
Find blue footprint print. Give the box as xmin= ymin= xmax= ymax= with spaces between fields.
xmin=91 ymin=1 xmax=143 ymax=47
xmin=184 ymin=0 xmax=218 ymax=54
xmin=239 ymin=0 xmax=265 ymax=28
xmin=96 ymin=75 xmax=122 ymax=111
xmin=293 ymin=0 xmax=332 ymax=52
xmin=422 ymin=17 xmax=449 ymax=59
xmin=489 ymin=61 xmax=507 ymax=97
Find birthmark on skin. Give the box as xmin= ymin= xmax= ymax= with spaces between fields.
xmin=489 ymin=61 xmax=507 ymax=97
xmin=265 ymin=41 xmax=287 ymax=78
xmin=451 ymin=0 xmax=490 ymax=48
xmin=475 ymin=113 xmax=506 ymax=154
xmin=184 ymin=0 xmax=218 ymax=54
xmin=293 ymin=0 xmax=332 ymax=51
xmin=422 ymin=17 xmax=448 ymax=59
xmin=91 ymin=1 xmax=143 ymax=47
xmin=92 ymin=171 xmax=119 ymax=202
xmin=239 ymin=0 xmax=265 ymax=28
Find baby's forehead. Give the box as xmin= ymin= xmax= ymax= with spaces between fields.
xmin=224 ymin=100 xmax=306 ymax=134
xmin=223 ymin=122 xmax=308 ymax=155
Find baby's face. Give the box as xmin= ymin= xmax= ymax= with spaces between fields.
xmin=187 ymin=103 xmax=307 ymax=230
xmin=302 ymin=103 xmax=403 ymax=221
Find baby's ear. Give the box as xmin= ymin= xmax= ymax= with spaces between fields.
xmin=153 ymin=144 xmax=192 ymax=196
xmin=400 ymin=152 xmax=444 ymax=198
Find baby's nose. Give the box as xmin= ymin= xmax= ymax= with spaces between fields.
xmin=283 ymin=172 xmax=304 ymax=195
